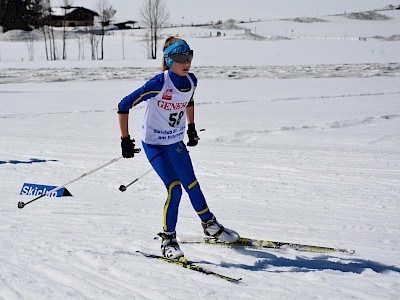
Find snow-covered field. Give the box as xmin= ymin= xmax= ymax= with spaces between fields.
xmin=1 ymin=1 xmax=400 ymax=299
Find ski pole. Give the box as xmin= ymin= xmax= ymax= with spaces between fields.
xmin=17 ymin=150 xmax=140 ymax=209
xmin=119 ymin=167 xmax=153 ymax=192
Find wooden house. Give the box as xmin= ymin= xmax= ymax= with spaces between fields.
xmin=44 ymin=6 xmax=99 ymax=27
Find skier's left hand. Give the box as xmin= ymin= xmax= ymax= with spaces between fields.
xmin=187 ymin=123 xmax=200 ymax=147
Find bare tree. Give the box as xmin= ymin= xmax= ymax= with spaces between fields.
xmin=76 ymin=34 xmax=85 ymax=60
xmin=30 ymin=0 xmax=55 ymax=60
xmin=96 ymin=0 xmax=116 ymax=60
xmin=40 ymin=0 xmax=57 ymax=60
xmin=87 ymin=29 xmax=100 ymax=60
xmin=26 ymin=31 xmax=36 ymax=61
xmin=61 ymin=0 xmax=73 ymax=60
xmin=141 ymin=0 xmax=169 ymax=59
xmin=121 ymin=31 xmax=125 ymax=60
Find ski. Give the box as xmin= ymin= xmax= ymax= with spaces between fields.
xmin=179 ymin=237 xmax=355 ymax=254
xmin=136 ymin=250 xmax=242 ymax=283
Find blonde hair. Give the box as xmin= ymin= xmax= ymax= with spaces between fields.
xmin=162 ymin=36 xmax=184 ymax=71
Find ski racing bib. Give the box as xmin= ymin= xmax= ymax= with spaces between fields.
xmin=142 ymin=71 xmax=194 ymax=145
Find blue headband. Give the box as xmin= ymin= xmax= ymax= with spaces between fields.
xmin=163 ymin=40 xmax=191 ymax=67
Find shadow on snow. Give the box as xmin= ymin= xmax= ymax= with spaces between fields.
xmin=0 ymin=158 xmax=58 ymax=165
xmin=216 ymin=248 xmax=400 ymax=274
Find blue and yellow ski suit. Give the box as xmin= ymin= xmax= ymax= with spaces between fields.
xmin=118 ymin=70 xmax=213 ymax=232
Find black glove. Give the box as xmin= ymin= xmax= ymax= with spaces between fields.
xmin=121 ymin=135 xmax=135 ymax=158
xmin=187 ymin=123 xmax=200 ymax=147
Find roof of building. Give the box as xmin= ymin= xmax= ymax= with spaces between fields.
xmin=50 ymin=7 xmax=98 ymax=17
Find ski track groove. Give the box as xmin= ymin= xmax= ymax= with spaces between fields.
xmin=26 ymin=253 xmax=154 ymax=300
xmin=1 ymin=240 xmax=169 ymax=300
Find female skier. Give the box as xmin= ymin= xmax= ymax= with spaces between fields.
xmin=117 ymin=36 xmax=239 ymax=260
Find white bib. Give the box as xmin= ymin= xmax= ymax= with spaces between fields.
xmin=142 ymin=71 xmax=194 ymax=145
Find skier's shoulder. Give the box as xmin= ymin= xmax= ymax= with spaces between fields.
xmin=188 ymin=72 xmax=197 ymax=86
xmin=144 ymin=73 xmax=165 ymax=91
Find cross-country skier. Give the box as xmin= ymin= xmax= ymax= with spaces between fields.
xmin=117 ymin=36 xmax=240 ymax=260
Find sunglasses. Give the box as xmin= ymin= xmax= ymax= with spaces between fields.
xmin=165 ymin=50 xmax=194 ymax=64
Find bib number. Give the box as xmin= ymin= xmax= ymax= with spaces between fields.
xmin=169 ymin=111 xmax=184 ymax=127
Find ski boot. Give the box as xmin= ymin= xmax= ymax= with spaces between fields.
xmin=202 ymin=215 xmax=240 ymax=243
xmin=158 ymin=231 xmax=185 ymax=261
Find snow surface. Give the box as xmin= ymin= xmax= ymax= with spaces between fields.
xmin=1 ymin=1 xmax=400 ymax=299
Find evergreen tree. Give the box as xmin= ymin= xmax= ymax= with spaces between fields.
xmin=0 ymin=0 xmax=32 ymax=32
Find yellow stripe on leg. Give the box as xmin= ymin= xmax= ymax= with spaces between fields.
xmin=197 ymin=207 xmax=210 ymax=216
xmin=188 ymin=180 xmax=198 ymax=189
xmin=163 ymin=181 xmax=181 ymax=232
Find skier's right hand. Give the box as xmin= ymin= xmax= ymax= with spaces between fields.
xmin=121 ymin=135 xmax=135 ymax=158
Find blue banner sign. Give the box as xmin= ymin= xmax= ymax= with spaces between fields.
xmin=20 ymin=183 xmax=72 ymax=197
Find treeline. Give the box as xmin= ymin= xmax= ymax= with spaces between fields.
xmin=0 ymin=0 xmax=115 ymax=61
xmin=1 ymin=0 xmax=171 ymax=62
xmin=1 ymin=0 xmax=43 ymax=32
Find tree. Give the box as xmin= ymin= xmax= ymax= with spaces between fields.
xmin=26 ymin=0 xmax=45 ymax=29
xmin=60 ymin=0 xmax=73 ymax=60
xmin=88 ymin=30 xmax=99 ymax=60
xmin=34 ymin=0 xmax=57 ymax=60
xmin=140 ymin=0 xmax=169 ymax=59
xmin=0 ymin=0 xmax=8 ymax=29
xmin=0 ymin=0 xmax=32 ymax=32
xmin=96 ymin=0 xmax=116 ymax=60
xmin=26 ymin=30 xmax=36 ymax=60
xmin=26 ymin=0 xmax=58 ymax=60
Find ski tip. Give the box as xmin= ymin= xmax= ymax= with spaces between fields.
xmin=230 ymin=277 xmax=246 ymax=285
